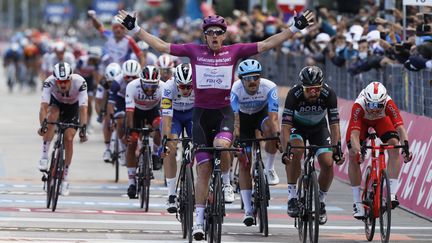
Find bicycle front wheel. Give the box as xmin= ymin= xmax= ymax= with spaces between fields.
xmin=209 ymin=174 xmax=223 ymax=243
xmin=51 ymin=145 xmax=64 ymax=212
xmin=297 ymin=174 xmax=307 ymax=243
xmin=257 ymin=161 xmax=269 ymax=237
xmin=307 ymin=171 xmax=320 ymax=243
xmin=379 ymin=170 xmax=391 ymax=243
xmin=46 ymin=150 xmax=57 ymax=209
xmin=143 ymin=148 xmax=152 ymax=212
xmin=363 ymin=166 xmax=376 ymax=241
xmin=113 ymin=135 xmax=119 ymax=183
xmin=185 ymin=166 xmax=195 ymax=243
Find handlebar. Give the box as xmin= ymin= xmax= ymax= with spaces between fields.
xmin=234 ymin=136 xmax=280 ymax=146
xmin=161 ymin=135 xmax=192 ymax=153
xmin=361 ymin=140 xmax=410 ymax=163
xmin=41 ymin=120 xmax=82 ymax=133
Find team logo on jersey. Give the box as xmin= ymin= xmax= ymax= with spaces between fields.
xmin=270 ymin=89 xmax=278 ymax=100
xmin=43 ymin=81 xmax=51 ymax=88
xmin=161 ymin=98 xmax=172 ymax=109
xmin=163 ymin=89 xmax=171 ymax=97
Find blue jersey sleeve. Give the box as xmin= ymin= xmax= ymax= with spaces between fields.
xmin=230 ymin=92 xmax=239 ymax=113
xmin=267 ymin=87 xmax=279 ymax=113
xmin=108 ymin=81 xmax=121 ymax=104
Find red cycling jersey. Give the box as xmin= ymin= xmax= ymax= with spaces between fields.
xmin=346 ymin=95 xmax=403 ymax=142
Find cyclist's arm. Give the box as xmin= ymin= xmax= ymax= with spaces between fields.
xmin=78 ymin=79 xmax=89 ymax=126
xmin=281 ymin=91 xmax=296 ymax=151
xmin=349 ymin=130 xmax=361 ymax=154
xmin=230 ymin=91 xmax=240 ymax=137
xmin=267 ymin=86 xmax=280 ymax=134
xmin=347 ymin=103 xmax=364 ymax=155
xmin=330 ymin=123 xmax=341 ymax=146
xmin=125 ymin=83 xmax=136 ymax=130
xmin=385 ymin=99 xmax=408 ymax=143
xmin=161 ymin=97 xmax=173 ymax=138
xmin=396 ymin=126 xmax=409 ymax=144
xmin=39 ymin=103 xmax=48 ymax=124
xmin=88 ymin=12 xmax=106 ymax=38
xmin=134 ymin=28 xmax=170 ymax=53
xmin=107 ymin=81 xmax=120 ymax=117
xmin=40 ymin=79 xmax=52 ymax=123
xmin=128 ymin=37 xmax=146 ymax=67
xmin=257 ymin=28 xmax=297 ymax=53
xmin=327 ymin=88 xmax=341 ymax=145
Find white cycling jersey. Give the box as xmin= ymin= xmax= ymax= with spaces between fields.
xmin=41 ymin=74 xmax=88 ymax=106
xmin=161 ymin=78 xmax=195 ymax=116
xmin=125 ymin=79 xmax=164 ymax=111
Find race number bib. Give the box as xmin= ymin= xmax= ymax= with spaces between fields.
xmin=195 ymin=64 xmax=232 ymax=90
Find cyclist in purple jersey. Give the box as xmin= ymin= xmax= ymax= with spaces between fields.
xmin=116 ymin=9 xmax=314 ymax=241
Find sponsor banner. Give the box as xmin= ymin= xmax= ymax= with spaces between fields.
xmin=335 ymin=98 xmax=432 ymax=219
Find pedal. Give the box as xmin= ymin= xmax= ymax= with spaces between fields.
xmin=41 ymin=174 xmax=47 ymax=182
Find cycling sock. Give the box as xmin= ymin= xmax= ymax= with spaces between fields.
xmin=105 ymin=142 xmax=110 ymax=150
xmin=352 ymin=186 xmax=361 ymax=203
xmin=166 ymin=177 xmax=176 ymax=196
xmin=319 ymin=190 xmax=327 ymax=203
xmin=389 ymin=179 xmax=398 ymax=195
xmin=221 ymin=172 xmax=230 ymax=185
xmin=195 ymin=205 xmax=205 ymax=225
xmin=240 ymin=190 xmax=252 ymax=214
xmin=63 ymin=166 xmax=69 ymax=181
xmin=127 ymin=167 xmax=136 ymax=185
xmin=288 ymin=184 xmax=297 ymax=200
xmin=265 ymin=152 xmax=276 ymax=170
xmin=41 ymin=140 xmax=51 ymax=159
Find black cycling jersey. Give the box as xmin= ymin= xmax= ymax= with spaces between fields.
xmin=282 ymin=83 xmax=339 ymax=127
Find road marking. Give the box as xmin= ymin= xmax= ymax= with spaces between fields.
xmin=0 ymin=199 xmax=343 ymax=211
xmin=0 ymin=237 xmax=284 ymax=243
xmin=1 ymin=217 xmax=431 ymax=230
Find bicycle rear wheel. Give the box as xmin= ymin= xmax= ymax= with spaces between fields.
xmin=113 ymin=135 xmax=119 ymax=183
xmin=379 ymin=170 xmax=391 ymax=243
xmin=257 ymin=161 xmax=269 ymax=237
xmin=51 ymin=145 xmax=64 ymax=212
xmin=179 ymin=164 xmax=187 ymax=239
xmin=363 ymin=166 xmax=376 ymax=241
xmin=308 ymin=171 xmax=320 ymax=243
xmin=143 ymin=147 xmax=152 ymax=212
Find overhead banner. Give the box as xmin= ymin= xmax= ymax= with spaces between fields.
xmin=44 ymin=3 xmax=74 ymax=24
xmin=92 ymin=0 xmax=120 ymax=23
xmin=403 ymin=0 xmax=432 ymax=6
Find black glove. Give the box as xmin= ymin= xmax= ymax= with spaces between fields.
xmin=79 ymin=125 xmax=87 ymax=138
xmin=121 ymin=14 xmax=137 ymax=31
xmin=332 ymin=142 xmax=343 ymax=164
xmin=294 ymin=13 xmax=310 ymax=30
xmin=401 ymin=140 xmax=412 ymax=163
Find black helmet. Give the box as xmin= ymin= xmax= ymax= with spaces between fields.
xmin=299 ymin=66 xmax=324 ymax=86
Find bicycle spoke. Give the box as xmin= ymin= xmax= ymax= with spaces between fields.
xmin=380 ymin=170 xmax=391 ymax=243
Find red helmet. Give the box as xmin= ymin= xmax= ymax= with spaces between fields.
xmin=202 ymin=15 xmax=227 ymax=31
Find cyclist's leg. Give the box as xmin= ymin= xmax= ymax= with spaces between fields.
xmin=163 ymin=113 xmax=180 ymax=212
xmin=115 ymin=99 xmax=127 ymax=163
xmin=375 ymin=117 xmax=400 ymax=205
xmin=39 ymin=101 xmax=60 ymax=170
xmin=347 ymin=122 xmax=367 ymax=218
xmin=238 ymin=111 xmax=255 ymax=224
xmin=125 ymin=109 xmax=143 ymax=198
xmin=215 ymin=106 xmax=235 ymax=203
xmin=192 ymin=108 xmax=213 ymax=239
xmin=147 ymin=108 xmax=162 ymax=170
xmin=260 ymin=109 xmax=279 ymax=185
xmin=285 ymin=127 xmax=304 ymax=217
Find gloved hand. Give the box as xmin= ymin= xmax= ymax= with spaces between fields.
xmin=289 ymin=9 xmax=314 ymax=33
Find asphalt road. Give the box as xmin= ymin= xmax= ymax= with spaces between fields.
xmin=0 ymin=65 xmax=431 ymax=243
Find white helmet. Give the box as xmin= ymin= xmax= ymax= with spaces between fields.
xmin=156 ymin=54 xmax=174 ymax=69
xmin=53 ymin=62 xmax=72 ymax=81
xmin=105 ymin=63 xmax=122 ymax=81
xmin=140 ymin=65 xmax=160 ymax=85
xmin=174 ymin=63 xmax=192 ymax=85
xmin=88 ymin=46 xmax=102 ymax=59
xmin=362 ymin=82 xmax=388 ymax=109
xmin=53 ymin=41 xmax=66 ymax=52
xmin=137 ymin=41 xmax=149 ymax=51
xmin=122 ymin=60 xmax=141 ymax=78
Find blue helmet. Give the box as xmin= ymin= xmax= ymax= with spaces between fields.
xmin=237 ymin=59 xmax=262 ymax=77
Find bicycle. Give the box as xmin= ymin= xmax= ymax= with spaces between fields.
xmin=162 ymin=133 xmax=195 ymax=243
xmin=41 ymin=121 xmax=82 ymax=212
xmin=360 ymin=133 xmax=409 ymax=243
xmin=129 ymin=127 xmax=155 ymax=211
xmin=235 ymin=136 xmax=280 ymax=237
xmin=194 ymin=146 xmax=244 ymax=243
xmin=109 ymin=115 xmax=125 ymax=183
xmin=286 ymin=143 xmax=340 ymax=243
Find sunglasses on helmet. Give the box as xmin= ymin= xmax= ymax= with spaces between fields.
xmin=241 ymin=75 xmax=260 ymax=82
xmin=204 ymin=29 xmax=226 ymax=36
xmin=302 ymin=85 xmax=322 ymax=93
xmin=366 ymin=102 xmax=385 ymax=110
xmin=178 ymin=84 xmax=193 ymax=90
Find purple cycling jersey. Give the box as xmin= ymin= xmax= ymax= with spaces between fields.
xmin=170 ymin=43 xmax=258 ymax=109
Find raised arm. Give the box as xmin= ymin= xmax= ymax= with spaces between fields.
xmin=257 ymin=10 xmax=314 ymax=53
xmin=116 ymin=10 xmax=170 ymax=53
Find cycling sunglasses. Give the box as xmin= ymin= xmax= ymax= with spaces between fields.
xmin=142 ymin=83 xmax=159 ymax=91
xmin=56 ymin=79 xmax=71 ymax=84
xmin=204 ymin=29 xmax=226 ymax=36
xmin=124 ymin=75 xmax=138 ymax=80
xmin=366 ymin=102 xmax=385 ymax=110
xmin=160 ymin=68 xmax=172 ymax=74
xmin=241 ymin=75 xmax=260 ymax=82
xmin=178 ymin=84 xmax=193 ymax=90
xmin=303 ymin=85 xmax=322 ymax=93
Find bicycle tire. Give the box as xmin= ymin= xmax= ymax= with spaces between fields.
xmin=257 ymin=160 xmax=269 ymax=236
xmin=114 ymin=133 xmax=119 ymax=183
xmin=186 ymin=166 xmax=194 ymax=243
xmin=379 ymin=170 xmax=391 ymax=243
xmin=297 ymin=174 xmax=307 ymax=243
xmin=208 ymin=174 xmax=223 ymax=243
xmin=46 ymin=150 xmax=57 ymax=209
xmin=143 ymin=146 xmax=151 ymax=212
xmin=308 ymin=171 xmax=320 ymax=243
xmin=179 ymin=164 xmax=187 ymax=239
xmin=138 ymin=154 xmax=145 ymax=208
xmin=363 ymin=166 xmax=376 ymax=241
xmin=51 ymin=144 xmax=64 ymax=212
